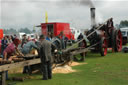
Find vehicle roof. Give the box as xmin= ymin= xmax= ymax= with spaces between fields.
xmin=41 ymin=22 xmax=69 ymax=24
xmin=120 ymin=27 xmax=128 ymax=30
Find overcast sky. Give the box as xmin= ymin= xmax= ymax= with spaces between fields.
xmin=0 ymin=0 xmax=128 ymax=30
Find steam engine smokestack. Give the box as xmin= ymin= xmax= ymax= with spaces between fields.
xmin=90 ymin=8 xmax=96 ymax=28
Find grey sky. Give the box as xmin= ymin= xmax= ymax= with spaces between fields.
xmin=0 ymin=0 xmax=128 ymax=30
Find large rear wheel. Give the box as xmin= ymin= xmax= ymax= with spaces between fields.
xmin=115 ymin=30 xmax=122 ymax=52
xmin=100 ymin=38 xmax=107 ymax=56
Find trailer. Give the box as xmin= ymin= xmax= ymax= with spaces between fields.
xmin=37 ymin=22 xmax=75 ymax=40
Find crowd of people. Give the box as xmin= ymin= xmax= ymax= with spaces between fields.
xmin=0 ymin=31 xmax=70 ymax=80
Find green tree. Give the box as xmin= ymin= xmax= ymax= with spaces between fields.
xmin=3 ymin=28 xmax=18 ymax=34
xmin=19 ymin=28 xmax=32 ymax=34
xmin=119 ymin=20 xmax=128 ymax=28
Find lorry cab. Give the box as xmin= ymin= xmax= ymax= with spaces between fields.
xmin=40 ymin=22 xmax=74 ymax=40
xmin=120 ymin=27 xmax=128 ymax=45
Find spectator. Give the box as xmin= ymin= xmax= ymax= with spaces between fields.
xmin=7 ymin=35 xmax=13 ymax=44
xmin=21 ymin=34 xmax=28 ymax=48
xmin=1 ymin=36 xmax=8 ymax=55
xmin=77 ymin=33 xmax=83 ymax=41
xmin=46 ymin=32 xmax=51 ymax=41
xmin=64 ymin=36 xmax=68 ymax=49
xmin=27 ymin=36 xmax=31 ymax=41
xmin=59 ymin=31 xmax=65 ymax=49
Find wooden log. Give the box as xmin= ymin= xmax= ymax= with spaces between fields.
xmin=0 ymin=58 xmax=41 ymax=72
xmin=0 ymin=60 xmax=12 ymax=65
xmin=1 ymin=71 xmax=6 ymax=85
xmin=12 ymin=77 xmax=24 ymax=82
xmin=22 ymin=55 xmax=39 ymax=60
xmin=12 ymin=58 xmax=24 ymax=62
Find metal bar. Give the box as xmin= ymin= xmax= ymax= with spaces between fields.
xmin=63 ymin=18 xmax=111 ymax=52
xmin=71 ymin=42 xmax=100 ymax=56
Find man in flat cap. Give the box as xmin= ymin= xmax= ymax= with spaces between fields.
xmin=39 ymin=34 xmax=53 ymax=80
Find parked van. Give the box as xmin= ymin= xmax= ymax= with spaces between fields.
xmin=70 ymin=27 xmax=81 ymax=41
xmin=120 ymin=27 xmax=128 ymax=45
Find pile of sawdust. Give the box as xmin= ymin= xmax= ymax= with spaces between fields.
xmin=52 ymin=62 xmax=88 ymax=74
xmin=52 ymin=65 xmax=76 ymax=74
xmin=9 ymin=68 xmax=23 ymax=74
xmin=70 ymin=62 xmax=88 ymax=66
xmin=8 ymin=62 xmax=87 ymax=74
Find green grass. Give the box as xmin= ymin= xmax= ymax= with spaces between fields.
xmin=8 ymin=51 xmax=128 ymax=85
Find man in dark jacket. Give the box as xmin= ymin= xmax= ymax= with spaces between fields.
xmin=39 ymin=34 xmax=52 ymax=80
xmin=21 ymin=34 xmax=28 ymax=48
xmin=77 ymin=33 xmax=83 ymax=41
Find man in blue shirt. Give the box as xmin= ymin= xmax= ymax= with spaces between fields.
xmin=21 ymin=41 xmax=39 ymax=74
xmin=21 ymin=41 xmax=38 ymax=54
xmin=46 ymin=33 xmax=51 ymax=41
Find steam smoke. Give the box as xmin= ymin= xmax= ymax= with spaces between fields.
xmin=56 ymin=0 xmax=95 ymax=8
xmin=75 ymin=0 xmax=94 ymax=8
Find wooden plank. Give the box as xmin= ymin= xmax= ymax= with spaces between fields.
xmin=1 ymin=71 xmax=6 ymax=85
xmin=0 ymin=58 xmax=41 ymax=72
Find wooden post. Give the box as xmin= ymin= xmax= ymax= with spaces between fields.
xmin=1 ymin=71 xmax=6 ymax=85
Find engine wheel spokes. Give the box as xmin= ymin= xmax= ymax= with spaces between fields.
xmin=115 ymin=30 xmax=122 ymax=52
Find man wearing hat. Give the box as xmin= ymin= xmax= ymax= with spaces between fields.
xmin=3 ymin=38 xmax=23 ymax=61
xmin=39 ymin=34 xmax=53 ymax=80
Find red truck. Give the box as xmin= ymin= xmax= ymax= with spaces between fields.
xmin=40 ymin=22 xmax=74 ymax=40
xmin=0 ymin=29 xmax=3 ymax=53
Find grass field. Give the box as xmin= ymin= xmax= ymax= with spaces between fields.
xmin=8 ymin=51 xmax=128 ymax=85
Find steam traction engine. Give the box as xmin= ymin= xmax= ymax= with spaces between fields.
xmin=80 ymin=8 xmax=122 ymax=57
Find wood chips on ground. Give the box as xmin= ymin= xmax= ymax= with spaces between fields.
xmin=52 ymin=62 xmax=88 ymax=74
xmin=8 ymin=62 xmax=87 ymax=74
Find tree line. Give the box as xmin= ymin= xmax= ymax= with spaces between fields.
xmin=116 ymin=20 xmax=128 ymax=29
xmin=3 ymin=20 xmax=128 ymax=34
xmin=3 ymin=28 xmax=33 ymax=34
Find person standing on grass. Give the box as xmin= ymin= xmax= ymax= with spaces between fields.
xmin=39 ymin=34 xmax=52 ymax=80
